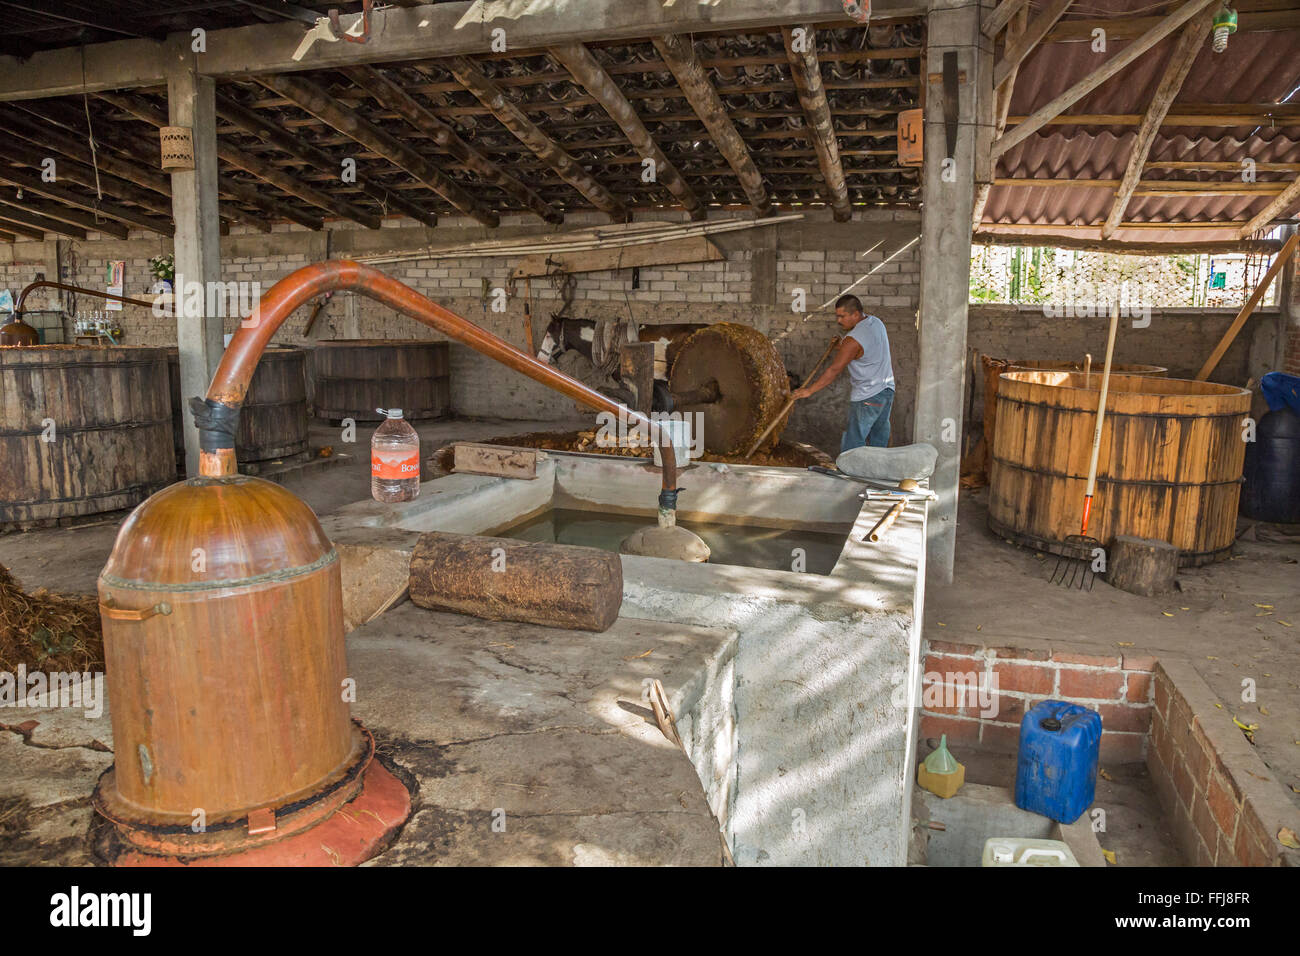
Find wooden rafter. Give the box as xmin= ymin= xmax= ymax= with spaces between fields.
xmin=993 ymin=0 xmax=1072 ymax=89
xmin=0 ymin=171 xmax=132 ymax=238
xmin=974 ymin=231 xmax=1282 ymax=255
xmin=983 ymin=0 xmax=1032 ymax=39
xmin=214 ymin=91 xmax=439 ymax=229
xmin=97 ymin=90 xmax=379 ymax=229
xmin=548 ymin=43 xmax=704 ymax=221
xmin=994 ymin=0 xmax=1221 ymax=158
xmin=344 ymin=67 xmax=557 ymax=224
xmin=445 ymin=56 xmax=626 ymax=219
xmin=6 ymin=139 xmax=178 ymax=227
xmin=258 ymin=73 xmax=497 ymax=227
xmin=0 ymin=198 xmax=89 ymax=239
xmin=974 ymin=2 xmax=1030 ymax=229
xmin=0 ymin=205 xmax=58 ymax=241
xmin=20 ymin=100 xmax=292 ymax=233
xmin=1238 ymin=174 xmax=1300 ymax=238
xmin=652 ymin=33 xmax=771 ymax=216
xmin=781 ymin=27 xmax=850 ymax=222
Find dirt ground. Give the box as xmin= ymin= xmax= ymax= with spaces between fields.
xmin=931 ymin=488 xmax=1300 ymax=815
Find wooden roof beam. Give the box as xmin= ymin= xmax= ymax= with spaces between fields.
xmin=257 ymin=73 xmax=496 ymax=227
xmin=1238 ymin=175 xmax=1300 ymax=238
xmin=1103 ymin=6 xmax=1221 ymax=239
xmin=0 ymin=204 xmax=63 ymax=240
xmin=994 ymin=0 xmax=1222 ymax=158
xmin=994 ymin=0 xmax=1072 ymax=90
xmin=214 ymin=90 xmax=438 ymax=229
xmin=0 ymin=172 xmax=132 ymax=237
xmin=97 ymin=90 xmax=382 ymax=230
xmin=344 ymin=66 xmax=556 ymax=224
xmin=781 ymin=28 xmax=850 ymax=222
xmin=975 ymin=2 xmax=1030 ymax=229
xmin=445 ymin=57 xmax=626 ymax=220
xmin=547 ymin=43 xmax=704 ymax=221
xmin=5 ymin=139 xmax=179 ymax=228
xmin=652 ymin=33 xmax=771 ymax=216
xmin=983 ymin=0 xmax=1032 ymax=39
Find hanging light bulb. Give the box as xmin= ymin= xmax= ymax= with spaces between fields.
xmin=1212 ymin=3 xmax=1238 ymax=53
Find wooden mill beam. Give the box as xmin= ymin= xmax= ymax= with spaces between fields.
xmin=258 ymin=73 xmax=497 ymax=227
xmin=214 ymin=91 xmax=439 ymax=229
xmin=994 ymin=0 xmax=1221 ymax=158
xmin=993 ymin=0 xmax=1072 ymax=89
xmin=652 ymin=33 xmax=772 ymax=216
xmin=98 ymin=90 xmax=382 ymax=230
xmin=445 ymin=56 xmax=626 ymax=220
xmin=344 ymin=66 xmax=557 ymax=224
xmin=548 ymin=43 xmax=704 ymax=221
xmin=781 ymin=27 xmax=850 ymax=222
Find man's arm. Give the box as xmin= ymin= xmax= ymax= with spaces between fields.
xmin=791 ymin=337 xmax=862 ymax=400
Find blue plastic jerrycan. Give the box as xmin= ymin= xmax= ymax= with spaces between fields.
xmin=1014 ymin=699 xmax=1101 ymax=824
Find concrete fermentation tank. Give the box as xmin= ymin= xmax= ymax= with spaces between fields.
xmin=988 ymin=370 xmax=1250 ymax=566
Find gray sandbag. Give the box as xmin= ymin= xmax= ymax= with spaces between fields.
xmin=836 ymin=443 xmax=938 ymax=482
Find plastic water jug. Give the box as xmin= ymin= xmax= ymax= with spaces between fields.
xmin=1014 ymin=699 xmax=1101 ymax=823
xmin=982 ymin=838 xmax=1080 ymax=867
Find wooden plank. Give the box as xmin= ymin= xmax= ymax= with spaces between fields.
xmin=994 ymin=0 xmax=1221 ymax=158
xmin=1102 ymin=6 xmax=1217 ymax=239
xmin=453 ymin=443 xmax=542 ymax=480
xmin=993 ymin=0 xmax=1072 ymax=89
xmin=782 ymin=27 xmax=851 ymax=221
xmin=510 ymin=236 xmax=725 ymax=279
xmin=1194 ymin=233 xmax=1299 ymax=381
xmin=973 ymin=232 xmax=1282 ymax=255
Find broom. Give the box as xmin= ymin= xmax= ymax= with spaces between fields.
xmin=1050 ymin=302 xmax=1119 ymax=590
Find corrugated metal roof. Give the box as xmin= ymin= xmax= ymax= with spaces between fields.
xmin=983 ymin=2 xmax=1300 ymax=241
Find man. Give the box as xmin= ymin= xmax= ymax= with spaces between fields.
xmin=790 ymin=294 xmax=895 ymax=451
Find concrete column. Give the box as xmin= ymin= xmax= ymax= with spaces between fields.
xmin=913 ymin=0 xmax=991 ymax=585
xmin=168 ymin=50 xmax=224 ymax=477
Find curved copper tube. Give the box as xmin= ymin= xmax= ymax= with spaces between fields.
xmin=15 ymin=280 xmax=154 ymax=314
xmin=201 ymin=259 xmax=679 ymax=494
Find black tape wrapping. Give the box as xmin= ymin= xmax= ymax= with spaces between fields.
xmin=658 ymin=488 xmax=680 ymax=511
xmin=188 ymin=397 xmax=241 ymax=453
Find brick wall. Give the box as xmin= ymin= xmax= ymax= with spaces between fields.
xmin=1147 ymin=659 xmax=1300 ymax=867
xmin=920 ymin=637 xmax=1155 ymax=764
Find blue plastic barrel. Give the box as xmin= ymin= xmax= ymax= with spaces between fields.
xmin=1014 ymin=699 xmax=1101 ymax=823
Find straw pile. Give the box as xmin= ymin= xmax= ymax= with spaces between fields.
xmin=0 ymin=563 xmax=103 ymax=672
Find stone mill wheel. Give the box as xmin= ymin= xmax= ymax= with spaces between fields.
xmin=668 ymin=322 xmax=791 ymax=456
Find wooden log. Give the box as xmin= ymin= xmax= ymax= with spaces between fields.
xmin=1105 ymin=534 xmax=1179 ymax=596
xmin=409 ymin=532 xmax=623 ymax=632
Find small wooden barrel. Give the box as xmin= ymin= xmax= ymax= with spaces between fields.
xmin=312 ymin=339 xmax=449 ymax=422
xmin=168 ymin=347 xmax=308 ymax=469
xmin=988 ymin=371 xmax=1250 ymax=566
xmin=409 ymin=531 xmax=623 ymax=632
xmin=0 ymin=345 xmax=173 ymax=529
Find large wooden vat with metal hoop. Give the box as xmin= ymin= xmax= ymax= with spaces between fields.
xmin=0 ymin=345 xmax=173 ymax=529
xmin=988 ymin=370 xmax=1250 ymax=566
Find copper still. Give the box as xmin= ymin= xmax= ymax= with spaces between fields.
xmin=94 ymin=260 xmax=695 ymax=859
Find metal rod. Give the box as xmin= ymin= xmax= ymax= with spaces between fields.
xmin=14 ymin=279 xmax=153 ymax=314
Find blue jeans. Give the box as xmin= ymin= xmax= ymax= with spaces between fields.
xmin=841 ymin=388 xmax=894 ymax=453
